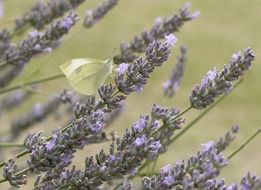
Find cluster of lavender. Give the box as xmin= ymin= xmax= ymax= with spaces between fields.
xmin=2 ymin=160 xmax=27 ymax=188
xmin=190 ymin=48 xmax=256 ymax=109
xmin=10 ymin=90 xmax=74 ymax=138
xmin=141 ymin=126 xmax=261 ymax=190
xmin=113 ymin=3 xmax=199 ymax=64
xmin=32 ymin=102 xmax=184 ymax=189
xmin=163 ymin=46 xmax=187 ymax=97
xmin=0 ymin=90 xmax=32 ymax=116
xmin=14 ymin=0 xmax=85 ymax=33
xmin=0 ymin=1 xmax=260 ymax=190
xmin=0 ymin=35 xmax=177 ymax=188
xmin=0 ymin=12 xmax=79 ymax=87
xmin=84 ymin=0 xmax=118 ymax=28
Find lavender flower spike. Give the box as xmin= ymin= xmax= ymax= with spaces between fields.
xmin=142 ymin=142 xmax=228 ymax=190
xmin=113 ymin=3 xmax=199 ymax=64
xmin=0 ymin=12 xmax=79 ymax=87
xmin=15 ymin=0 xmax=85 ymax=32
xmin=83 ymin=0 xmax=118 ymax=28
xmin=33 ymin=106 xmax=164 ymax=189
xmin=2 ymin=160 xmax=27 ymax=188
xmin=190 ymin=47 xmax=256 ymax=109
xmin=163 ymin=46 xmax=187 ymax=97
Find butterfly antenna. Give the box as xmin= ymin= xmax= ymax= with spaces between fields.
xmin=109 ymin=48 xmax=117 ymax=59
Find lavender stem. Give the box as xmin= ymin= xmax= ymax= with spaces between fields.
xmin=0 ymin=74 xmax=64 ymax=95
xmin=228 ymin=128 xmax=261 ymax=160
xmin=0 ymin=143 xmax=24 ymax=148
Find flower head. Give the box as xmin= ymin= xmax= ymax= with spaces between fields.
xmin=116 ymin=63 xmax=129 ymax=75
xmin=165 ymin=34 xmax=177 ymax=47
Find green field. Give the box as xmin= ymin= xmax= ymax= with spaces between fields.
xmin=0 ymin=0 xmax=260 ymax=189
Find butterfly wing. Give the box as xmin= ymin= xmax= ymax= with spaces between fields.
xmin=60 ymin=58 xmax=112 ymax=95
xmin=72 ymin=69 xmax=111 ymax=95
xmin=60 ymin=58 xmax=103 ymax=78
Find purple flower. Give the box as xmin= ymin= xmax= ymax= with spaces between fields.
xmin=154 ymin=17 xmax=162 ymax=25
xmin=134 ymin=135 xmax=146 ymax=147
xmin=133 ymin=117 xmax=147 ymax=132
xmin=90 ymin=122 xmax=104 ymax=133
xmin=231 ymin=52 xmax=241 ymax=61
xmin=164 ymin=34 xmax=177 ymax=47
xmin=33 ymin=103 xmax=44 ymax=119
xmin=191 ymin=11 xmax=201 ymax=19
xmin=162 ymin=176 xmax=174 ymax=187
xmin=46 ymin=134 xmax=57 ymax=150
xmin=201 ymin=141 xmax=215 ymax=151
xmin=206 ymin=68 xmax=218 ymax=80
xmin=116 ymin=63 xmax=129 ymax=74
xmin=161 ymin=164 xmax=173 ymax=174
xmin=149 ymin=140 xmax=162 ymax=152
xmin=151 ymin=120 xmax=161 ymax=130
xmin=61 ymin=17 xmax=74 ymax=30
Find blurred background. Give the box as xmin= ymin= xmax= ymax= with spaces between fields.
xmin=0 ymin=0 xmax=260 ymax=189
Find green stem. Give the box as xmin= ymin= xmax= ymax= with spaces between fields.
xmin=170 ymin=96 xmax=226 ymax=144
xmin=0 ymin=177 xmax=6 ymax=183
xmin=15 ymin=167 xmax=31 ymax=177
xmin=173 ymin=105 xmax=193 ymax=120
xmin=228 ymin=128 xmax=260 ymax=160
xmin=0 ymin=74 xmax=64 ymax=96
xmin=0 ymin=143 xmax=24 ymax=148
xmin=0 ymin=149 xmax=30 ymax=167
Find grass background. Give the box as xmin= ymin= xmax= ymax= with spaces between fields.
xmin=0 ymin=0 xmax=260 ymax=189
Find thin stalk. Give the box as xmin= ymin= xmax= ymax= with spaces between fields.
xmin=173 ymin=105 xmax=193 ymax=120
xmin=0 ymin=74 xmax=64 ymax=96
xmin=0 ymin=143 xmax=24 ymax=148
xmin=0 ymin=149 xmax=30 ymax=167
xmin=169 ymin=96 xmax=226 ymax=145
xmin=228 ymin=128 xmax=260 ymax=160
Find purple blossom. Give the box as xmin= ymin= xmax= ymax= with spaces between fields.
xmin=161 ymin=164 xmax=173 ymax=174
xmin=133 ymin=116 xmax=148 ymax=132
xmin=149 ymin=140 xmax=162 ymax=152
xmin=201 ymin=141 xmax=215 ymax=151
xmin=154 ymin=17 xmax=163 ymax=25
xmin=116 ymin=63 xmax=129 ymax=74
xmin=61 ymin=17 xmax=74 ymax=30
xmin=191 ymin=11 xmax=201 ymax=19
xmin=46 ymin=134 xmax=58 ymax=150
xmin=162 ymin=176 xmax=174 ymax=187
xmin=134 ymin=135 xmax=146 ymax=147
xmin=164 ymin=34 xmax=177 ymax=47
xmin=33 ymin=103 xmax=44 ymax=119
xmin=90 ymin=122 xmax=104 ymax=133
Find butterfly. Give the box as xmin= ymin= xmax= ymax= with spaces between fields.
xmin=60 ymin=58 xmax=114 ymax=95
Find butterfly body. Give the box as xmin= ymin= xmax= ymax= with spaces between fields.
xmin=60 ymin=58 xmax=113 ymax=95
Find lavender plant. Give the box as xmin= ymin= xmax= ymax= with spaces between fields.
xmin=0 ymin=1 xmax=260 ymax=190
xmin=14 ymin=0 xmax=84 ymax=34
xmin=0 ymin=89 xmax=32 ymax=116
xmin=10 ymin=90 xmax=74 ymax=138
xmin=83 ymin=0 xmax=118 ymax=28
xmin=163 ymin=45 xmax=187 ymax=97
xmin=0 ymin=12 xmax=79 ymax=87
xmin=141 ymin=127 xmax=261 ymax=190
xmin=113 ymin=3 xmax=199 ymax=64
